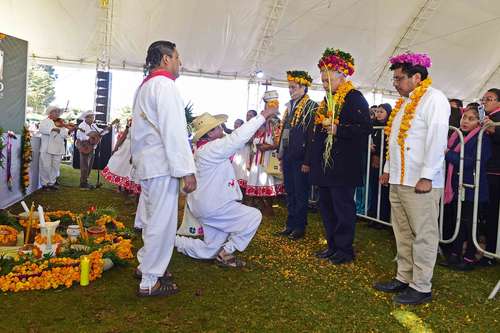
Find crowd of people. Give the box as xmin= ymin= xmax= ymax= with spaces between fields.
xmin=35 ymin=40 xmax=500 ymax=305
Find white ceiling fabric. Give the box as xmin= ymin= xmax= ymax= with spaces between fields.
xmin=1 ymin=0 xmax=499 ymax=99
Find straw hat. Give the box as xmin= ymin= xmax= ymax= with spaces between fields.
xmin=192 ymin=112 xmax=228 ymax=142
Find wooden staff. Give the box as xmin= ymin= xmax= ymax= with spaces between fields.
xmin=76 ymin=216 xmax=88 ymax=241
xmin=24 ymin=202 xmax=35 ymax=245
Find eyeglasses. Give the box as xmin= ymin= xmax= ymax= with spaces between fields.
xmin=392 ymin=76 xmax=408 ymax=83
xmin=481 ymin=97 xmax=498 ymax=103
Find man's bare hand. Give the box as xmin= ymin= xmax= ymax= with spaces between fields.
xmin=182 ymin=174 xmax=197 ymax=193
xmin=261 ymin=105 xmax=279 ymax=119
xmin=379 ymin=172 xmax=389 ymax=186
xmin=483 ymin=117 xmax=495 ymax=134
xmin=327 ymin=124 xmax=337 ymax=136
xmin=301 ymin=164 xmax=310 ymax=173
xmin=415 ymin=178 xmax=432 ymax=193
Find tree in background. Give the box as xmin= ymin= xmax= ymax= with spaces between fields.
xmin=115 ymin=106 xmax=132 ymax=124
xmin=27 ymin=64 xmax=57 ymax=113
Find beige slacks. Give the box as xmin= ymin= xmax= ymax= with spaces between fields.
xmin=390 ymin=184 xmax=441 ymax=293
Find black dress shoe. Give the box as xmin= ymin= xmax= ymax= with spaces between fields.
xmin=329 ymin=253 xmax=354 ymax=265
xmin=274 ymin=229 xmax=293 ymax=237
xmin=438 ymin=253 xmax=460 ymax=268
xmin=393 ymin=287 xmax=432 ymax=305
xmin=288 ymin=230 xmax=305 ymax=240
xmin=314 ymin=248 xmax=336 ymax=259
xmin=373 ymin=279 xmax=409 ymax=293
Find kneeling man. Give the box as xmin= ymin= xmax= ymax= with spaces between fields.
xmin=176 ymin=106 xmax=278 ymax=267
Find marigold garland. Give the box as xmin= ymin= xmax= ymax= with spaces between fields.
xmin=384 ymin=77 xmax=432 ymax=183
xmin=20 ymin=126 xmax=32 ymax=193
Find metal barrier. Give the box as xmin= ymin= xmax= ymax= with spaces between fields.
xmin=356 ymin=126 xmax=392 ymax=227
xmin=471 ymin=122 xmax=500 ymax=299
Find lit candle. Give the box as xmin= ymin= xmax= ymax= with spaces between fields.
xmin=80 ymin=255 xmax=90 ymax=286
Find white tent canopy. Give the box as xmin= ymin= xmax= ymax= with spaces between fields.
xmin=1 ymin=0 xmax=499 ymax=100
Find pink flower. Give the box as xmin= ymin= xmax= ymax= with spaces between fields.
xmin=389 ymin=52 xmax=432 ymax=68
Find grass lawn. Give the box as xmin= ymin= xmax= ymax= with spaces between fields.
xmin=2 ymin=164 xmax=500 ymax=332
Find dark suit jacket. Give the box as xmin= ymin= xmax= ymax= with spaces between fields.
xmin=281 ymin=96 xmax=318 ymax=163
xmin=306 ymin=89 xmax=372 ymax=187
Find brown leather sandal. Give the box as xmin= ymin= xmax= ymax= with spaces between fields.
xmin=216 ymin=253 xmax=246 ymax=268
xmin=137 ymin=279 xmax=179 ymax=297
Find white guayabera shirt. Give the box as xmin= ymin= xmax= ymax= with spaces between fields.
xmin=383 ymin=86 xmax=450 ymax=188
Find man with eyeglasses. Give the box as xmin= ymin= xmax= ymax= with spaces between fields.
xmin=479 ymin=88 xmax=500 ymax=267
xmin=373 ymin=53 xmax=450 ymax=305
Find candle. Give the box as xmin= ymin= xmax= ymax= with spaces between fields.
xmin=80 ymin=255 xmax=90 ymax=286
xmin=37 ymin=205 xmax=46 ymax=227
xmin=21 ymin=201 xmax=29 ymax=213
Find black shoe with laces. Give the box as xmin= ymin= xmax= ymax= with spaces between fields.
xmin=314 ymin=248 xmax=336 ymax=259
xmin=393 ymin=287 xmax=432 ymax=305
xmin=373 ymin=279 xmax=409 ymax=293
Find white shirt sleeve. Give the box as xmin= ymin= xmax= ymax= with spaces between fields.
xmin=76 ymin=123 xmax=88 ymax=141
xmin=419 ymin=92 xmax=450 ymax=180
xmin=155 ymin=80 xmax=196 ymax=178
xmin=39 ymin=118 xmax=55 ymax=135
xmin=198 ymin=115 xmax=266 ymax=163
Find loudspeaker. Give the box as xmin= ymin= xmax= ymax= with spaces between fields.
xmin=95 ymin=71 xmax=112 ymax=122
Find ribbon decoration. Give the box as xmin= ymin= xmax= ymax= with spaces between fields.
xmin=6 ymin=131 xmax=17 ymax=190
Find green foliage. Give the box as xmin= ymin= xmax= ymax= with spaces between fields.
xmin=0 ymin=210 xmax=22 ymax=231
xmin=115 ymin=105 xmax=132 ymax=124
xmin=27 ymin=64 xmax=57 ymax=113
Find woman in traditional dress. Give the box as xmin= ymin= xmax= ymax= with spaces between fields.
xmin=245 ymin=116 xmax=284 ymax=215
xmin=101 ymin=119 xmax=141 ymax=195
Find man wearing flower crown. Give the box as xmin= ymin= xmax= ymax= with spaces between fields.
xmin=373 ymin=53 xmax=450 ymax=305
xmin=307 ymin=48 xmax=372 ymax=264
xmin=276 ymin=70 xmax=318 ymax=240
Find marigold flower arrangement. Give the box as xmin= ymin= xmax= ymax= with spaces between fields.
xmin=317 ymin=48 xmax=355 ymax=76
xmin=286 ymin=70 xmax=313 ymax=87
xmin=0 ymin=207 xmax=134 ymax=292
xmin=0 ymin=225 xmax=18 ymax=246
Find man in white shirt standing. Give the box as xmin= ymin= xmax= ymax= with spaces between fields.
xmin=76 ymin=111 xmax=109 ymax=189
xmin=131 ymin=41 xmax=196 ymax=297
xmin=373 ymin=52 xmax=450 ymax=305
xmin=39 ymin=106 xmax=68 ymax=190
xmin=175 ymin=106 xmax=278 ymax=267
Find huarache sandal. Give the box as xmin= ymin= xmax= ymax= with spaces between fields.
xmin=215 ymin=253 xmax=246 ymax=268
xmin=134 ymin=268 xmax=173 ymax=281
xmin=137 ymin=279 xmax=179 ymax=297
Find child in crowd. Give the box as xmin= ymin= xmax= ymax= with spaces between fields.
xmin=441 ymin=108 xmax=491 ymax=271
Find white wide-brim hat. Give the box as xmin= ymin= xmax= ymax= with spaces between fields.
xmin=78 ymin=110 xmax=103 ymax=120
xmin=192 ymin=112 xmax=228 ymax=142
xmin=45 ymin=105 xmax=62 ymax=115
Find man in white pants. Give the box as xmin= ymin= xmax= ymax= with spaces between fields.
xmin=175 ymin=106 xmax=278 ymax=267
xmin=131 ymin=41 xmax=196 ymax=297
xmin=39 ymin=106 xmax=68 ymax=190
